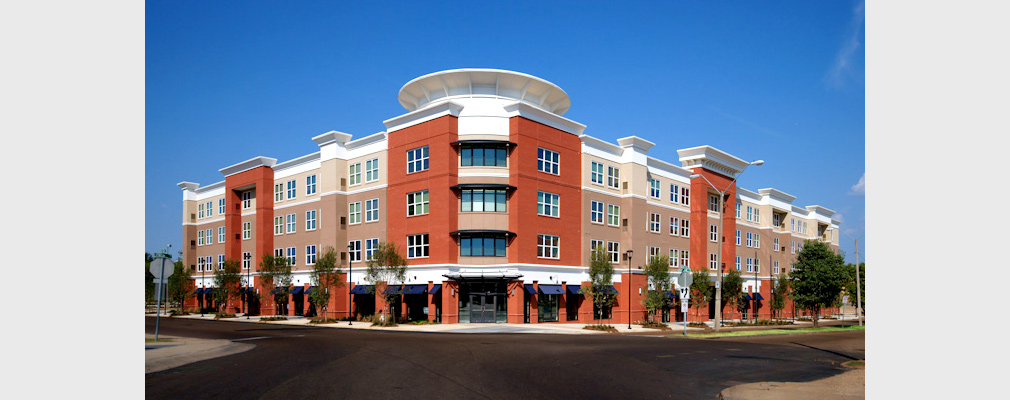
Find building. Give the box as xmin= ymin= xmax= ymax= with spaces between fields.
xmin=178 ymin=68 xmax=841 ymax=324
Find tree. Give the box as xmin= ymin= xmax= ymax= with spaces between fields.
xmin=259 ymin=254 xmax=292 ymax=315
xmin=689 ymin=269 xmax=713 ymax=322
xmin=167 ymin=257 xmax=193 ymax=311
xmin=212 ymin=259 xmax=242 ymax=313
xmin=641 ymin=255 xmax=672 ymax=323
xmin=583 ymin=246 xmax=617 ymax=327
xmin=844 ymin=262 xmax=865 ymax=314
xmin=771 ymin=272 xmax=790 ymax=321
xmin=788 ymin=240 xmax=847 ymax=327
xmin=145 ymin=252 xmax=155 ymax=304
xmin=722 ymin=268 xmax=745 ymax=321
xmin=364 ymin=241 xmax=407 ymax=321
xmin=309 ymin=247 xmax=344 ymax=319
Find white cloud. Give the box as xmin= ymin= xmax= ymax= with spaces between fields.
xmin=834 ymin=213 xmax=844 ymax=224
xmin=850 ymin=173 xmax=865 ymax=195
xmin=826 ymin=1 xmax=865 ymax=89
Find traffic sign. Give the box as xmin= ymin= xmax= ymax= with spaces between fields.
xmin=150 ymin=257 xmax=174 ymax=279
xmin=677 ymin=267 xmax=692 ymax=288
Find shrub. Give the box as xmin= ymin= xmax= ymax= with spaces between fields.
xmin=409 ymin=320 xmax=437 ymax=325
xmin=369 ymin=313 xmax=397 ymax=327
xmin=308 ymin=317 xmax=338 ymax=324
xmin=583 ymin=325 xmax=618 ymax=333
xmin=214 ymin=313 xmax=236 ymax=319
xmin=636 ymin=320 xmax=670 ymax=329
xmin=688 ymin=322 xmax=708 ymax=328
xmin=260 ymin=316 xmax=288 ymax=321
xmin=169 ymin=310 xmax=190 ymax=316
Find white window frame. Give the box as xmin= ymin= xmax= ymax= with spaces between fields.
xmin=242 ymin=221 xmax=251 ymax=240
xmin=607 ymin=166 xmax=620 ymax=189
xmin=709 ymin=253 xmax=718 ymax=270
xmin=670 ymin=217 xmax=679 ymax=236
xmin=669 ymin=249 xmax=678 ymax=267
xmin=774 ymin=260 xmax=780 ymax=274
xmin=364 ymin=198 xmax=379 ymax=222
xmin=348 ymin=201 xmax=361 ymax=224
xmin=754 ymin=233 xmax=760 ymax=249
xmin=709 ymin=224 xmax=718 ymax=242
xmin=773 ymin=237 xmax=780 ymax=252
xmin=218 ymin=254 xmax=225 ymax=270
xmin=680 ymin=249 xmax=689 ymax=267
xmin=590 ymin=200 xmax=604 ymax=224
xmin=198 ymin=203 xmax=205 ymax=219
xmin=242 ymin=252 xmax=251 ymax=270
xmin=306 ymin=245 xmax=317 ymax=265
xmin=407 ymin=233 xmax=429 ymax=259
xmin=607 ymin=241 xmax=620 ymax=263
xmin=205 ymin=201 xmax=213 ymax=217
xmin=736 ymin=202 xmax=741 ymax=218
xmin=306 ymin=174 xmax=317 ymax=195
xmin=648 ymin=213 xmax=660 ymax=233
xmin=680 ymin=187 xmax=690 ymax=206
xmin=537 ymin=234 xmax=560 ymax=259
xmin=205 ymin=229 xmax=213 ymax=245
xmin=746 ymin=232 xmax=753 ymax=247
xmin=754 ymin=258 xmax=760 ymax=273
xmin=746 ymin=257 xmax=753 ymax=273
xmin=590 ymin=161 xmax=604 ymax=184
xmin=365 ymin=238 xmax=379 ymax=261
xmin=708 ymin=194 xmax=719 ymax=212
xmin=275 ymin=183 xmax=284 ymax=201
xmin=590 ymin=239 xmax=604 ymax=252
xmin=274 ymin=216 xmax=284 ymax=235
xmin=537 ymin=191 xmax=560 ymax=218
xmin=537 ymin=147 xmax=560 ymax=175
xmin=218 ymin=198 xmax=225 ymax=215
xmin=791 ymin=241 xmax=796 ymax=254
xmin=754 ymin=208 xmax=760 ymax=223
xmin=607 ymin=204 xmax=620 ymax=226
xmin=287 ymin=247 xmax=296 ymax=267
xmin=218 ymin=226 xmax=225 ymax=243
xmin=746 ymin=206 xmax=753 ymax=221
xmin=735 ymin=256 xmax=741 ymax=271
xmin=197 ymin=257 xmax=205 ymax=272
xmin=241 ymin=191 xmax=251 ymax=209
xmin=349 ymin=163 xmax=361 ymax=186
xmin=349 ymin=240 xmax=361 ymax=262
xmin=680 ymin=219 xmax=690 ymax=237
xmin=197 ymin=230 xmax=205 ymax=246
xmin=670 ymin=184 xmax=678 ymax=203
xmin=286 ymin=213 xmax=296 ymax=233
xmin=306 ymin=210 xmax=317 ymax=231
xmin=407 ymin=146 xmax=429 ymax=174
xmin=648 ymin=246 xmax=660 ymax=262
xmin=736 ymin=230 xmax=741 ymax=245
xmin=286 ymin=180 xmax=296 ymax=199
xmin=407 ymin=190 xmax=429 ymax=216
xmin=649 ymin=178 xmax=660 ymax=198
xmin=365 ymin=158 xmax=379 ymax=182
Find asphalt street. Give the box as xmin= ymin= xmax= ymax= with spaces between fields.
xmin=145 ymin=317 xmax=864 ymax=399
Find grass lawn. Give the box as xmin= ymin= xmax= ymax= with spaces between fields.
xmin=674 ymin=325 xmax=865 ymax=339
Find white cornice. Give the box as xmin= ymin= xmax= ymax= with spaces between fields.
xmin=312 ymin=130 xmax=353 ymax=146
xmin=273 ymin=152 xmax=320 ymax=172
xmin=398 ymin=69 xmax=572 ymax=115
xmin=346 ymin=131 xmax=387 ymax=150
xmin=677 ymin=146 xmax=750 ymax=177
xmin=219 ymin=156 xmax=278 ymax=177
xmin=502 ymin=101 xmax=586 ymax=135
xmin=383 ymin=100 xmax=464 ymax=133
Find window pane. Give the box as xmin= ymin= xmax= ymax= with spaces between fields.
xmin=461 ymin=238 xmax=471 ymax=256
xmin=461 ymin=191 xmax=471 ymax=212
xmin=496 ymin=148 xmax=506 ymax=166
xmin=472 ymin=191 xmax=484 ymax=212
xmin=496 ymin=191 xmax=506 ymax=212
xmin=484 ymin=191 xmax=495 ymax=211
xmin=462 ymin=148 xmax=472 ymax=166
xmin=495 ymin=237 xmax=506 ymax=256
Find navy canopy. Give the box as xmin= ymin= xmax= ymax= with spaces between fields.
xmin=539 ymin=284 xmax=564 ymax=295
xmin=383 ymin=286 xmax=402 ymax=295
xmin=524 ymin=284 xmax=537 ymax=294
xmin=428 ymin=285 xmax=441 ymax=295
xmin=349 ymin=285 xmax=372 ymax=295
xmin=752 ymin=293 xmax=764 ymax=301
xmin=204 ymin=288 xmax=215 ymax=295
xmin=194 ymin=288 xmax=203 ymax=295
xmin=743 ymin=293 xmax=753 ymax=301
xmin=666 ymin=291 xmax=678 ymax=299
xmin=290 ymin=286 xmax=304 ymax=295
xmin=305 ymin=286 xmax=315 ymax=294
xmin=601 ymin=285 xmax=619 ymax=294
xmin=566 ymin=286 xmax=582 ymax=295
xmin=401 ymin=284 xmax=428 ymax=295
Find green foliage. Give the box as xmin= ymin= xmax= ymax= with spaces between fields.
xmin=309 ymin=247 xmax=344 ymax=318
xmin=145 ymin=253 xmax=155 ymax=304
xmin=689 ymin=269 xmax=713 ymax=320
xmin=583 ymin=246 xmax=617 ymax=326
xmin=260 ymin=254 xmax=292 ymax=314
xmin=722 ymin=268 xmax=745 ymax=313
xmin=788 ymin=240 xmax=847 ymax=327
xmin=844 ymin=262 xmax=865 ymax=312
xmin=641 ymin=255 xmax=672 ymax=322
xmin=167 ymin=259 xmax=193 ymax=310
xmin=364 ymin=241 xmax=408 ymax=316
xmin=212 ymin=259 xmax=242 ymax=313
xmin=771 ymin=273 xmax=790 ymax=319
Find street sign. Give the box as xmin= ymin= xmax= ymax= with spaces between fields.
xmin=677 ymin=267 xmax=692 ymax=288
xmin=150 ymin=257 xmax=174 ymax=279
xmin=680 ymin=300 xmax=689 ymax=313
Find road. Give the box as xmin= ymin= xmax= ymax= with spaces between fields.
xmin=146 ymin=317 xmax=863 ymax=399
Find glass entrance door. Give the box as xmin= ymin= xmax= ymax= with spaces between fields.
xmin=469 ymin=293 xmax=496 ymax=323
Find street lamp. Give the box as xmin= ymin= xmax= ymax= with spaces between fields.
xmin=626 ymin=249 xmax=633 ymax=330
xmin=348 ymin=242 xmax=353 ymax=326
xmin=838 ymin=230 xmax=863 ymax=326
xmin=245 ymin=252 xmax=252 ymax=319
xmin=689 ymin=159 xmax=762 ymax=332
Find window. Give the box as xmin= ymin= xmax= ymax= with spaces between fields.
xmin=306 ymin=210 xmax=317 ymax=231
xmin=365 ymin=238 xmax=378 ymax=261
xmin=649 ymin=246 xmax=660 ymax=262
xmin=205 ymin=229 xmax=212 ymax=244
xmin=773 ymin=237 xmax=780 ymax=251
xmin=590 ymin=239 xmax=604 ymax=252
xmin=206 ymin=256 xmax=214 ymax=271
xmin=746 ymin=206 xmax=753 ymax=221
xmin=736 ymin=230 xmax=741 ymax=245
xmin=680 ymin=187 xmax=690 ymax=206
xmin=670 ymin=217 xmax=679 ymax=236
xmin=365 ymin=158 xmax=379 ymax=182
xmin=242 ymin=222 xmax=251 ymax=240
xmin=746 ymin=232 xmax=753 ymax=247
xmin=205 ymin=201 xmax=213 ymax=217
xmin=348 ymin=202 xmax=361 ymax=224
xmin=671 ymin=184 xmax=678 ymax=203
xmin=461 ymin=189 xmax=506 ymax=212
xmin=679 ymin=219 xmax=690 ymax=237
xmin=754 ymin=208 xmax=760 ymax=223
xmin=709 ymin=224 xmax=718 ymax=242
xmin=754 ymin=258 xmax=760 ymax=273
xmin=218 ymin=198 xmax=225 ymax=215
xmin=537 ymin=147 xmax=559 ymax=175
xmin=275 ymin=183 xmax=284 ymax=201
xmin=198 ymin=203 xmax=204 ymax=219
xmin=242 ymin=191 xmax=251 ymax=209
xmin=649 ymin=213 xmax=660 ymax=232
xmin=275 ymin=248 xmax=284 ymax=258
xmin=306 ymin=174 xmax=317 ymax=195
xmin=537 ymin=234 xmax=560 ymax=259
xmin=274 ymin=216 xmax=284 ymax=235
xmin=407 ymin=146 xmax=429 ymax=173
xmin=773 ymin=213 xmax=781 ymax=228
xmin=735 ymin=256 xmax=741 ymax=271
xmin=607 ymin=166 xmax=620 ymax=189
xmin=364 ymin=198 xmax=379 ymax=222
xmin=287 ymin=247 xmax=296 ymax=266
xmin=590 ymin=201 xmax=604 ymax=224
xmin=349 ymin=240 xmax=361 ymax=262
xmin=607 ymin=204 xmax=620 ymax=226
xmin=746 ymin=258 xmax=753 ymax=272
xmin=736 ymin=202 xmax=741 ymax=218
xmin=286 ymin=213 xmax=296 ymax=233
xmin=537 ymin=191 xmax=560 ymax=217
xmin=218 ymin=226 xmax=225 ymax=243
xmin=306 ymin=245 xmax=317 ymax=265
xmin=242 ymin=252 xmax=251 ymax=270
xmin=197 ymin=230 xmax=204 ymax=246
xmin=669 ymin=249 xmax=678 ymax=267
xmin=680 ymin=250 xmax=689 ymax=267
xmin=407 ymin=190 xmax=429 ymax=216
xmin=607 ymin=241 xmax=620 ymax=263
xmin=791 ymin=219 xmax=796 ymax=232
xmin=461 ymin=145 xmax=507 ymax=167
xmin=460 ymin=233 xmax=507 ymax=257
xmin=590 ymin=161 xmax=604 ymax=184
xmin=286 ymin=180 xmax=296 ymax=199
xmin=349 ymin=163 xmax=361 ymax=185
xmin=218 ymin=254 xmax=225 ymax=270
xmin=774 ymin=260 xmax=780 ymax=274
xmin=407 ymin=234 xmax=429 ymax=258
xmin=754 ymin=233 xmax=760 ymax=248
xmin=791 ymin=241 xmax=796 ymax=254
xmin=709 ymin=253 xmax=718 ymax=270
xmin=708 ymin=194 xmax=719 ymax=212
xmin=650 ymin=178 xmax=660 ymax=198
xmin=197 ymin=257 xmax=205 ymax=272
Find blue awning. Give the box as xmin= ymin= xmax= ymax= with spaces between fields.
xmin=383 ymin=285 xmax=402 ymax=295
xmin=743 ymin=293 xmax=753 ymax=301
xmin=752 ymin=293 xmax=764 ymax=301
xmin=194 ymin=288 xmax=203 ymax=295
xmin=666 ymin=290 xmax=678 ymax=299
xmin=204 ymin=288 xmax=215 ymax=295
xmin=566 ymin=286 xmax=582 ymax=295
xmin=428 ymin=285 xmax=441 ymax=295
xmin=349 ymin=285 xmax=372 ymax=294
xmin=602 ymin=285 xmax=619 ymax=294
xmin=270 ymin=287 xmax=286 ymax=295
xmin=524 ymin=284 xmax=537 ymax=294
xmin=290 ymin=286 xmax=304 ymax=295
xmin=539 ymin=284 xmax=564 ymax=295
xmin=401 ymin=284 xmax=428 ymax=295
xmin=305 ymin=286 xmax=315 ymax=294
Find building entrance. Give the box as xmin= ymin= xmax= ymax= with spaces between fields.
xmin=457 ymin=280 xmax=507 ymax=323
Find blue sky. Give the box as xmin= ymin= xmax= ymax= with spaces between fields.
xmin=146 ymin=1 xmax=865 ymax=263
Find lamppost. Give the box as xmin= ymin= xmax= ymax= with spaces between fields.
xmin=838 ymin=230 xmax=863 ymax=326
xmin=690 ymin=159 xmax=762 ymax=332
xmin=245 ymin=252 xmax=252 ymax=319
xmin=348 ymin=242 xmax=353 ymax=326
xmin=626 ymin=249 xmax=633 ymax=330
xmin=200 ymin=261 xmax=205 ymax=317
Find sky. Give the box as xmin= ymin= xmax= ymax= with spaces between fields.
xmin=145 ymin=1 xmax=866 ymax=263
